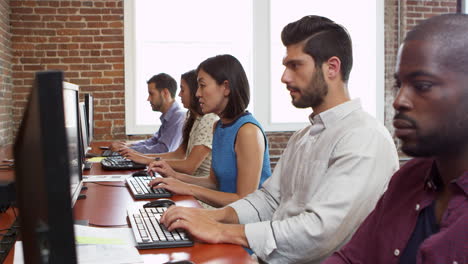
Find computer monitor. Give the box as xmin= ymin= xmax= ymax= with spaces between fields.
xmin=63 ymin=81 xmax=83 ymax=205
xmin=78 ymin=101 xmax=92 ymax=170
xmin=79 ymin=102 xmax=89 ymax=157
xmin=84 ymin=93 xmax=94 ymax=145
xmin=14 ymin=71 xmax=78 ymax=263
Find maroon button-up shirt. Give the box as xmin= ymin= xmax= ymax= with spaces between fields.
xmin=323 ymin=158 xmax=468 ymax=264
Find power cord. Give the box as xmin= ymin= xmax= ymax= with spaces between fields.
xmin=88 ymin=223 xmax=129 ymax=227
xmin=89 ymin=182 xmax=126 ymax=188
xmin=0 ymin=217 xmax=19 ymax=263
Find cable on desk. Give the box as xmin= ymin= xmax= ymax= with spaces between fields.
xmin=0 ymin=222 xmax=17 ymax=237
xmin=0 ymin=217 xmax=18 ymax=263
xmin=12 ymin=207 xmax=17 ymax=219
xmin=2 ymin=206 xmax=19 ymax=220
xmin=0 ymin=229 xmax=12 ymax=235
xmin=89 ymin=182 xmax=126 ymax=188
xmin=88 ymin=222 xmax=129 ymax=227
xmin=0 ymin=232 xmax=14 ymax=237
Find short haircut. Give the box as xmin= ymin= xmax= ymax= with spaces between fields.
xmin=404 ymin=13 xmax=468 ymax=74
xmin=196 ymin=54 xmax=250 ymax=119
xmin=281 ymin=15 xmax=353 ymax=82
xmin=147 ymin=73 xmax=177 ymax=98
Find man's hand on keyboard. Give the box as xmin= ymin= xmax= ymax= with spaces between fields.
xmin=149 ymin=177 xmax=193 ymax=196
xmin=160 ymin=206 xmax=227 ymax=244
xmin=148 ymin=160 xmax=177 ymax=178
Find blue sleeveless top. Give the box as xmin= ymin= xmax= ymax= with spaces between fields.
xmin=212 ymin=112 xmax=271 ymax=193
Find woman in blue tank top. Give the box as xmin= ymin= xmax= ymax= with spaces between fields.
xmin=148 ymin=54 xmax=271 ymax=207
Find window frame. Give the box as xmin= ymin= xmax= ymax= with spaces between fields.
xmin=124 ymin=0 xmax=385 ymax=134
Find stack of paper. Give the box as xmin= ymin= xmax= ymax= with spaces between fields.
xmin=14 ymin=225 xmax=143 ymax=264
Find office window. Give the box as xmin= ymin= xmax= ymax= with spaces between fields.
xmin=125 ymin=0 xmax=384 ymax=134
xmin=125 ymin=0 xmax=253 ymax=134
xmin=267 ymin=1 xmax=382 ymax=128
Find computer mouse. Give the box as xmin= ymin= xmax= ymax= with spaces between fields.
xmin=132 ymin=170 xmax=150 ymax=177
xmin=162 ymin=260 xmax=195 ymax=264
xmin=143 ymin=198 xmax=176 ymax=208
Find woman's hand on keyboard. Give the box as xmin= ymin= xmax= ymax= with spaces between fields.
xmin=148 ymin=160 xmax=177 ymax=178
xmin=121 ymin=149 xmax=153 ymax=165
xmin=149 ymin=177 xmax=193 ymax=196
xmin=110 ymin=141 xmax=128 ymax=152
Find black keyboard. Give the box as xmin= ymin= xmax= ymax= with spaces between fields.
xmin=101 ymin=156 xmax=146 ymax=170
xmin=126 ymin=176 xmax=172 ymax=199
xmin=101 ymin=149 xmax=121 ymax=157
xmin=127 ymin=206 xmax=193 ymax=249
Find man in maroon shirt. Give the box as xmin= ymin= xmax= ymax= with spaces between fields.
xmin=323 ymin=14 xmax=468 ymax=264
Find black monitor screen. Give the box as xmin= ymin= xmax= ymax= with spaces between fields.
xmin=84 ymin=93 xmax=94 ymax=144
xmin=14 ymin=71 xmax=78 ymax=264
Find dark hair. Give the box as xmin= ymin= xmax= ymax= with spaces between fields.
xmin=147 ymin=73 xmax=177 ymax=98
xmin=404 ymin=13 xmax=468 ymax=74
xmin=196 ymin=54 xmax=250 ymax=119
xmin=281 ymin=15 xmax=353 ymax=82
xmin=180 ymin=69 xmax=202 ymax=150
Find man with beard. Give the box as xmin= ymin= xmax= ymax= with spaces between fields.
xmin=323 ymin=14 xmax=468 ymax=264
xmin=109 ymin=73 xmax=186 ymax=154
xmin=157 ymin=16 xmax=398 ymax=263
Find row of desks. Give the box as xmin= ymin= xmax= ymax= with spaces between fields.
xmin=0 ymin=143 xmax=255 ymax=264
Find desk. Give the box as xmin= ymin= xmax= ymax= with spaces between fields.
xmin=1 ymin=143 xmax=256 ymax=264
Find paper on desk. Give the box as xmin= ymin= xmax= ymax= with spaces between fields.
xmin=14 ymin=226 xmax=141 ymax=264
xmin=76 ymin=236 xmax=126 ymax=245
xmin=74 ymin=225 xmax=137 ymax=246
xmin=87 ymin=157 xmax=106 ymax=163
xmin=13 ymin=242 xmax=143 ymax=264
xmin=82 ymin=174 xmax=131 ymax=182
xmin=77 ymin=244 xmax=143 ymax=264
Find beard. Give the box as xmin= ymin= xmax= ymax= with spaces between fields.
xmin=396 ymin=112 xmax=467 ymax=157
xmin=400 ymin=131 xmax=446 ymax=157
xmin=290 ymin=68 xmax=328 ymax=109
xmin=151 ymin=93 xmax=164 ymax=111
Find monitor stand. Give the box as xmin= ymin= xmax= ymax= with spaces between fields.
xmin=83 ymin=161 xmax=92 ymax=170
xmin=85 ymin=153 xmax=99 ymax=158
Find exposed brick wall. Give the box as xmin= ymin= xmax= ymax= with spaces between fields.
xmin=0 ymin=0 xmax=12 ymax=146
xmin=405 ymin=0 xmax=457 ymax=28
xmin=384 ymin=0 xmax=399 ymax=142
xmin=10 ymin=0 xmax=124 ymax=142
xmin=266 ymin=131 xmax=293 ymax=170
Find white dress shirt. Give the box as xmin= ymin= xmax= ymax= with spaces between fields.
xmin=229 ymin=99 xmax=399 ymax=264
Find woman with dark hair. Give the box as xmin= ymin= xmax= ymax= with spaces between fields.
xmin=121 ymin=70 xmax=218 ymax=177
xmin=148 ymin=54 xmax=271 ymax=208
